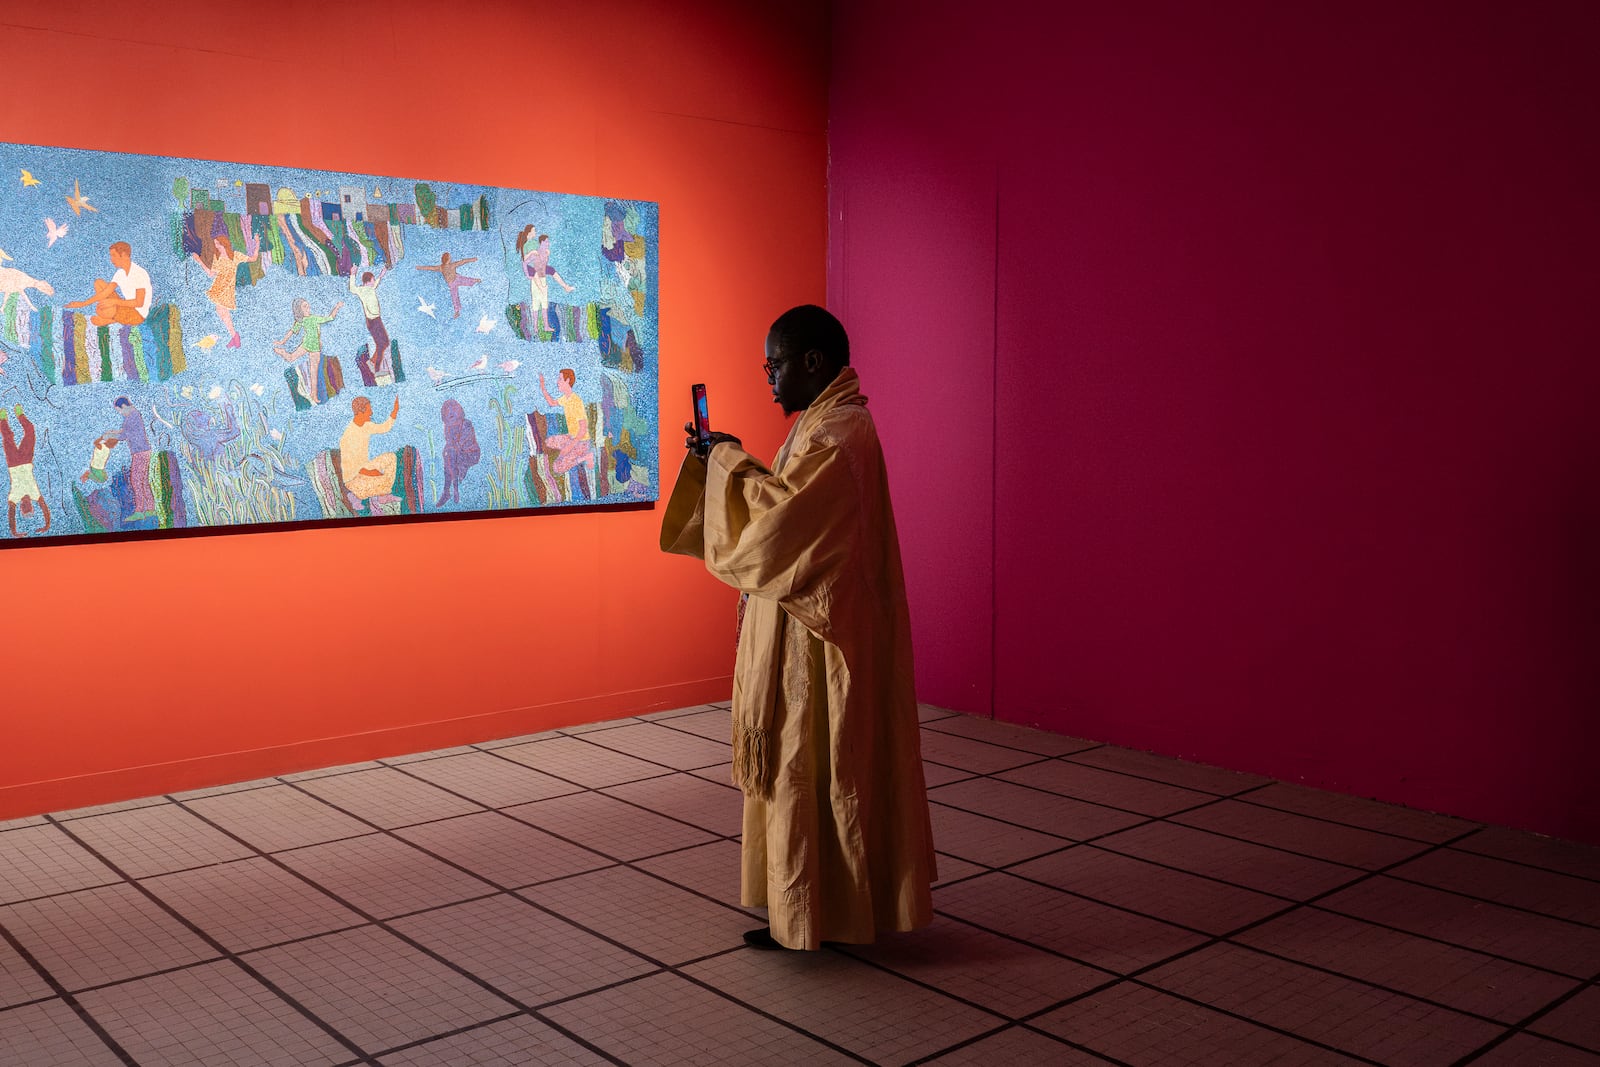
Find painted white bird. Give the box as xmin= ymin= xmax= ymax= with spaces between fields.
xmin=416 ymin=295 xmax=436 ymax=318
xmin=468 ymin=355 xmax=488 ymax=372
xmin=44 ymin=217 xmax=66 ymax=246
xmin=498 ymin=359 xmax=521 ymax=374
xmin=208 ymin=385 xmax=224 ymax=400
xmin=249 ymin=383 xmax=265 ymax=396
xmin=426 ymin=366 xmax=446 ymax=384
xmin=475 ymin=313 xmax=495 ymax=334
xmin=0 ymin=249 xmax=11 ymax=265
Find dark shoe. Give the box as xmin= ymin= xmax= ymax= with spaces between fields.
xmin=742 ymin=927 xmax=784 ymax=950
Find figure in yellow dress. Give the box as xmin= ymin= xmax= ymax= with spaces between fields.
xmin=191 ymin=233 xmax=260 ymax=348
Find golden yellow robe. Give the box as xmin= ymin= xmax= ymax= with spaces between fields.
xmin=661 ymin=368 xmax=936 ymax=949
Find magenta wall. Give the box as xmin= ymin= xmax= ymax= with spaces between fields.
xmin=829 ymin=1 xmax=1600 ymax=843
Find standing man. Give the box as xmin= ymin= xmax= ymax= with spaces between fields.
xmin=2 ymin=404 xmax=52 ymax=536
xmin=660 ymin=304 xmax=935 ymax=950
xmin=348 ymin=265 xmax=392 ymax=377
xmin=64 ymin=241 xmax=152 ymax=326
xmin=108 ymin=396 xmax=156 ymax=519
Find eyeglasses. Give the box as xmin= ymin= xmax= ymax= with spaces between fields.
xmin=762 ymin=356 xmax=789 ymax=379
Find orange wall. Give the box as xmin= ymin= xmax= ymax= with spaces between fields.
xmin=0 ymin=0 xmax=828 ymax=818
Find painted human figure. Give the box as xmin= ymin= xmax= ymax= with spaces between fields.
xmin=538 ymin=368 xmax=594 ymax=479
xmin=1 ymin=404 xmax=51 ymax=536
xmin=0 ymin=264 xmax=56 ymax=348
xmin=348 ymin=266 xmax=392 ymax=376
xmin=517 ymin=225 xmax=576 ymax=333
xmin=180 ymin=402 xmax=242 ymax=464
xmin=415 ymin=253 xmax=480 ymax=319
xmin=64 ymin=241 xmax=152 ymax=326
xmin=274 ymin=297 xmax=342 ymax=405
xmin=106 ymin=395 xmax=156 ymax=518
xmin=191 ymin=233 xmax=260 ymax=348
xmin=436 ymin=398 xmax=481 ymax=507
xmin=338 ymin=395 xmax=400 ymax=511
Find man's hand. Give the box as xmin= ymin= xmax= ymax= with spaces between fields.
xmin=390 ymin=398 xmax=400 ymax=419
xmin=682 ymin=421 xmax=740 ymax=459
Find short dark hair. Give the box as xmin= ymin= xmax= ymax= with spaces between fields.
xmin=769 ymin=305 xmax=849 ymax=370
xmin=114 ymin=396 xmax=132 ymax=408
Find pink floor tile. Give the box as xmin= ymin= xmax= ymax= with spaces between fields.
xmin=1232 ymin=906 xmax=1580 ymax=1022
xmin=1012 ymin=846 xmax=1287 ymax=934
xmin=1144 ymin=942 xmax=1504 ymax=1064
xmin=1035 ymin=981 xmax=1360 ymax=1066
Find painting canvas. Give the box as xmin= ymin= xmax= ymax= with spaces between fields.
xmin=0 ymin=140 xmax=658 ymax=542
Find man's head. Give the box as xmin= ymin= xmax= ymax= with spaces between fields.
xmin=764 ymin=304 xmax=849 ymax=416
xmin=18 ymin=497 xmax=31 ymax=517
xmin=114 ymin=396 xmax=133 ymax=412
xmin=558 ymin=368 xmax=575 ymax=393
xmin=109 ymin=242 xmax=132 ymax=271
xmin=362 ymin=271 xmax=374 ymax=284
xmin=352 ymin=396 xmax=372 ymax=424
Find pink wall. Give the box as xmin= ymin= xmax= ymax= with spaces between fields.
xmin=830 ymin=1 xmax=1600 ymax=843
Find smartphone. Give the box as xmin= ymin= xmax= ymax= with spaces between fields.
xmin=691 ymin=383 xmax=712 ymax=451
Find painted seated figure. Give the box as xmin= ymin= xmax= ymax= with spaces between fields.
xmin=338 ymin=395 xmax=400 ymax=511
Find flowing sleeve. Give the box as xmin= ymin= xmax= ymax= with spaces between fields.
xmin=699 ymin=433 xmax=858 ymax=644
xmin=659 ymin=452 xmax=709 ymax=560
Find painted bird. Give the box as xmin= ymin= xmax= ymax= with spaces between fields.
xmin=475 ymin=314 xmax=495 ymax=334
xmin=416 ymin=295 xmax=436 ymax=318
xmin=468 ymin=355 xmax=488 ymax=372
xmin=65 ymin=180 xmax=97 ymax=216
xmin=498 ymin=359 xmax=521 ymax=374
xmin=0 ymin=249 xmax=11 ymax=266
xmin=19 ymin=170 xmax=41 ymax=187
xmin=426 ymin=367 xmax=446 ymax=384
xmin=196 ymin=334 xmax=220 ymax=350
xmin=44 ymin=218 xmax=66 ymax=246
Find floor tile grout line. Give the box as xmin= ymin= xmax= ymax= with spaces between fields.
xmin=827 ymin=939 xmax=1051 ymax=1025
xmin=1450 ymin=965 xmax=1600 ymax=1065
xmin=1300 ymin=901 xmax=1596 ymax=982
xmin=667 ymin=968 xmax=882 ymax=1066
xmin=1210 ymin=938 xmax=1575 ymax=1032
xmin=0 ymin=917 xmax=141 ymax=1067
xmin=248 ymin=771 xmax=889 ymax=1063
xmin=1375 ymin=871 xmax=1600 ymax=932
xmin=921 ymin=717 xmax=1107 ymax=758
xmin=945 ymin=826 xmax=1504 ymax=1062
xmin=168 ymin=789 xmax=648 ymax=1066
xmin=927 ymin=763 xmax=1233 ymax=833
xmin=1229 ymin=792 xmax=1485 ymax=846
xmin=1054 ymin=752 xmax=1260 ymax=798
xmin=386 ymin=750 xmax=724 ymax=841
xmin=1144 ymin=813 xmax=1439 ymax=874
xmin=355 ymin=1009 xmax=528 ymax=1061
xmin=38 ymin=813 xmax=381 ymax=1066
xmin=1442 ymin=843 xmax=1600 ymax=887
xmin=906 ymin=1020 xmax=1134 ymax=1067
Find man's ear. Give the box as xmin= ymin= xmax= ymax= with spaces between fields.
xmin=803 ymin=348 xmax=824 ymax=374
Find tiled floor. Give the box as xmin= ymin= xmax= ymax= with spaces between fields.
xmin=2 ymin=704 xmax=1597 ymax=1066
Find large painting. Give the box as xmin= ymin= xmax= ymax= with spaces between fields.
xmin=0 ymin=141 xmax=657 ymax=542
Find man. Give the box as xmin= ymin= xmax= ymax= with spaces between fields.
xmin=108 ymin=396 xmax=156 ymax=519
xmin=660 ymin=304 xmax=935 ymax=950
xmin=65 ymin=241 xmax=152 ymax=326
xmin=2 ymin=404 xmax=51 ymax=536
xmin=348 ymin=265 xmax=392 ymax=376
xmin=338 ymin=395 xmax=400 ymax=510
